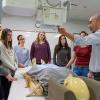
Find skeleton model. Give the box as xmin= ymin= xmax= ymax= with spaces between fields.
xmin=24 ymin=73 xmax=43 ymax=96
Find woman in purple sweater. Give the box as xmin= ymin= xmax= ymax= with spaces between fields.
xmin=30 ymin=32 xmax=51 ymax=64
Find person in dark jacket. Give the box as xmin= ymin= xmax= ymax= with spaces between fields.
xmin=53 ymin=35 xmax=71 ymax=67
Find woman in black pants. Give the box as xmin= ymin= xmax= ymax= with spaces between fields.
xmin=0 ymin=66 xmax=15 ymax=100
xmin=0 ymin=76 xmax=4 ymax=100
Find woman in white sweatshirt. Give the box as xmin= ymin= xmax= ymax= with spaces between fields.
xmin=0 ymin=28 xmax=17 ymax=100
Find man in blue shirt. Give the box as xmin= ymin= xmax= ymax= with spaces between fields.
xmin=58 ymin=13 xmax=100 ymax=81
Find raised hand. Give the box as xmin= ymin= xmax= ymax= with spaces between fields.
xmin=57 ymin=26 xmax=66 ymax=35
xmin=57 ymin=26 xmax=74 ymax=41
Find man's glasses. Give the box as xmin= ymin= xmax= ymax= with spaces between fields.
xmin=89 ymin=19 xmax=100 ymax=24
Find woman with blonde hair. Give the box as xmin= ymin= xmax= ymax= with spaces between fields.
xmin=30 ymin=31 xmax=51 ymax=64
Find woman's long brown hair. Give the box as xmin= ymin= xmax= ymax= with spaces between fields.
xmin=1 ymin=28 xmax=12 ymax=49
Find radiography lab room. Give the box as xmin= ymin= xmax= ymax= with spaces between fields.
xmin=0 ymin=0 xmax=100 ymax=100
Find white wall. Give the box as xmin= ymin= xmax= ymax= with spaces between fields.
xmin=2 ymin=14 xmax=90 ymax=33
xmin=2 ymin=15 xmax=90 ymax=59
xmin=2 ymin=15 xmax=35 ymax=31
xmin=64 ymin=19 xmax=90 ymax=33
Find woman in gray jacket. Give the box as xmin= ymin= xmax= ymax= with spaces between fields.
xmin=0 ymin=28 xmax=17 ymax=100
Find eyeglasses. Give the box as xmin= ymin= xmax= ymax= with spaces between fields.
xmin=19 ymin=38 xmax=25 ymax=40
xmin=40 ymin=34 xmax=45 ymax=36
xmin=89 ymin=19 xmax=100 ymax=24
xmin=89 ymin=20 xmax=96 ymax=24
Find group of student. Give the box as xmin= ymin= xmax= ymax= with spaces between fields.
xmin=0 ymin=29 xmax=92 ymax=100
xmin=0 ymin=28 xmax=70 ymax=100
xmin=0 ymin=13 xmax=100 ymax=100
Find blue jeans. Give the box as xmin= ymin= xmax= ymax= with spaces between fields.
xmin=73 ymin=65 xmax=89 ymax=77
